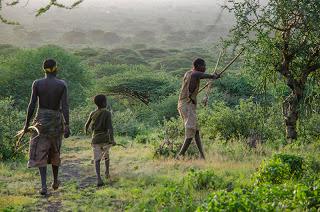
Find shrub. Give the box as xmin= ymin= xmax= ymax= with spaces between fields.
xmin=254 ymin=157 xmax=291 ymax=185
xmin=70 ymin=103 xmax=96 ymax=135
xmin=0 ymin=98 xmax=25 ymax=160
xmin=254 ymin=154 xmax=304 ymax=185
xmin=153 ymin=117 xmax=200 ymax=158
xmin=198 ymin=99 xmax=284 ymax=141
xmin=155 ymin=183 xmax=196 ymax=211
xmin=184 ymin=169 xmax=225 ymax=191
xmin=198 ymin=181 xmax=320 ymax=211
xmin=274 ymin=154 xmax=304 ymax=179
xmin=0 ymin=45 xmax=90 ymax=109
xmin=113 ymin=109 xmax=141 ymax=138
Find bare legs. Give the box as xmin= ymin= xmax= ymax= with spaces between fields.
xmin=38 ymin=165 xmax=60 ymax=195
xmin=95 ymin=158 xmax=110 ymax=187
xmin=95 ymin=160 xmax=103 ymax=186
xmin=52 ymin=165 xmax=60 ymax=190
xmin=177 ymin=130 xmax=205 ymax=159
xmin=105 ymin=158 xmax=110 ymax=178
xmin=177 ymin=138 xmax=192 ymax=156
xmin=39 ymin=167 xmax=47 ymax=195
xmin=195 ymin=130 xmax=205 ymax=159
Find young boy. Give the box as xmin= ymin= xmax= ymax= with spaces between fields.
xmin=85 ymin=94 xmax=115 ymax=187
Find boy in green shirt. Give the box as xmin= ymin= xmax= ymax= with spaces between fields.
xmin=85 ymin=94 xmax=115 ymax=187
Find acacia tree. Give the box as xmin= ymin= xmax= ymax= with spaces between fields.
xmin=0 ymin=0 xmax=83 ymax=24
xmin=226 ymin=0 xmax=320 ymax=140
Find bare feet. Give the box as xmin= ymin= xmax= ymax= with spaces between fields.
xmin=105 ymin=172 xmax=110 ymax=179
xmin=39 ymin=187 xmax=47 ymax=195
xmin=51 ymin=181 xmax=60 ymax=190
xmin=97 ymin=178 xmax=104 ymax=187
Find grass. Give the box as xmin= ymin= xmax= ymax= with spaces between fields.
xmin=2 ymin=136 xmax=313 ymax=211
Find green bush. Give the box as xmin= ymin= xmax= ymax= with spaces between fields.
xmin=113 ymin=109 xmax=141 ymax=138
xmin=184 ymin=169 xmax=225 ymax=191
xmin=198 ymin=181 xmax=320 ymax=211
xmin=154 ymin=183 xmax=196 ymax=211
xmin=275 ymin=154 xmax=304 ymax=178
xmin=254 ymin=154 xmax=304 ymax=185
xmin=153 ymin=117 xmax=199 ymax=158
xmin=70 ymin=103 xmax=96 ymax=135
xmin=198 ymin=99 xmax=284 ymax=141
xmin=0 ymin=45 xmax=90 ymax=109
xmin=299 ymin=113 xmax=320 ymax=141
xmin=97 ymin=66 xmax=179 ymax=105
xmin=0 ymin=98 xmax=25 ymax=160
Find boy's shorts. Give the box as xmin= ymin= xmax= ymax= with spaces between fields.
xmin=92 ymin=143 xmax=112 ymax=161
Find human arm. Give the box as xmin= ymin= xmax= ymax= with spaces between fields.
xmin=24 ymin=81 xmax=38 ymax=132
xmin=84 ymin=112 xmax=93 ymax=135
xmin=61 ymin=82 xmax=70 ymax=138
xmin=191 ymin=71 xmax=221 ymax=80
xmin=106 ymin=112 xmax=115 ymax=145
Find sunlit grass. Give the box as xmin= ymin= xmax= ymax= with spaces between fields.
xmin=2 ymin=136 xmax=311 ymax=211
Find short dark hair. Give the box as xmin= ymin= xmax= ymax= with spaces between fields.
xmin=193 ymin=58 xmax=206 ymax=68
xmin=94 ymin=94 xmax=107 ymax=108
xmin=43 ymin=59 xmax=57 ymax=69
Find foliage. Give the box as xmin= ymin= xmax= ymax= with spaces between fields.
xmin=226 ymin=0 xmax=320 ymax=139
xmin=112 ymin=109 xmax=141 ymax=138
xmin=154 ymin=183 xmax=196 ymax=211
xmin=0 ymin=45 xmax=90 ymax=109
xmin=96 ymin=66 xmax=179 ymax=105
xmin=198 ymin=99 xmax=284 ymax=141
xmin=254 ymin=154 xmax=304 ymax=185
xmin=153 ymin=117 xmax=199 ymax=158
xmin=184 ymin=169 xmax=225 ymax=191
xmin=254 ymin=157 xmax=291 ymax=185
xmin=275 ymin=154 xmax=304 ymax=178
xmin=208 ymin=72 xmax=261 ymax=106
xmin=0 ymin=97 xmax=25 ymax=160
xmin=70 ymin=103 xmax=95 ymax=136
xmin=198 ymin=181 xmax=320 ymax=211
xmin=0 ymin=0 xmax=83 ymax=25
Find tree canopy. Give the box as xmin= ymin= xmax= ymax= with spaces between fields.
xmin=227 ymin=0 xmax=320 ymax=140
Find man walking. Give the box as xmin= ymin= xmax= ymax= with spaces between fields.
xmin=23 ymin=59 xmax=70 ymax=195
xmin=177 ymin=58 xmax=220 ymax=159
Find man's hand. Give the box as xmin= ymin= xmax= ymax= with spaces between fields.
xmin=23 ymin=124 xmax=29 ymax=133
xmin=212 ymin=73 xmax=221 ymax=79
xmin=64 ymin=125 xmax=71 ymax=138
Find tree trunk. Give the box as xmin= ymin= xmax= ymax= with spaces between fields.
xmin=283 ymin=92 xmax=299 ymax=140
xmin=282 ymin=79 xmax=304 ymax=140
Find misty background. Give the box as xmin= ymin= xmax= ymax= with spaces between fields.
xmin=0 ymin=0 xmax=234 ymax=48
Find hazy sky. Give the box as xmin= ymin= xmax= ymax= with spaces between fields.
xmin=0 ymin=0 xmax=232 ymax=48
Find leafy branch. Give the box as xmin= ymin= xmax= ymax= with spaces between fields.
xmin=0 ymin=0 xmax=84 ymax=25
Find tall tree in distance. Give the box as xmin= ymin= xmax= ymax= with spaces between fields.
xmin=0 ymin=0 xmax=83 ymax=24
xmin=226 ymin=0 xmax=320 ymax=140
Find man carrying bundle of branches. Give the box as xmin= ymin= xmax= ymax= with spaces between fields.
xmin=22 ymin=59 xmax=70 ymax=195
xmin=177 ymin=58 xmax=220 ymax=159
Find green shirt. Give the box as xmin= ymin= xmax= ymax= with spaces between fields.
xmin=88 ymin=108 xmax=114 ymax=144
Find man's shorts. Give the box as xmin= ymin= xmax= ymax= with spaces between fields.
xmin=178 ymin=102 xmax=199 ymax=139
xmin=28 ymin=133 xmax=62 ymax=168
xmin=92 ymin=143 xmax=112 ymax=161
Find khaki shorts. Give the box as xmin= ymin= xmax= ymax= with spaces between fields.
xmin=92 ymin=143 xmax=112 ymax=161
xmin=28 ymin=133 xmax=62 ymax=168
xmin=178 ymin=102 xmax=199 ymax=139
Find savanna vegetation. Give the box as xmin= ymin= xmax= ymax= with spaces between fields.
xmin=0 ymin=0 xmax=320 ymax=211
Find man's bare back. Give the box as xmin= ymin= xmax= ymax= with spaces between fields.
xmin=25 ymin=75 xmax=69 ymax=129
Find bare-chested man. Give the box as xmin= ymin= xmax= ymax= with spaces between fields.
xmin=177 ymin=58 xmax=220 ymax=159
xmin=23 ymin=59 xmax=70 ymax=195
